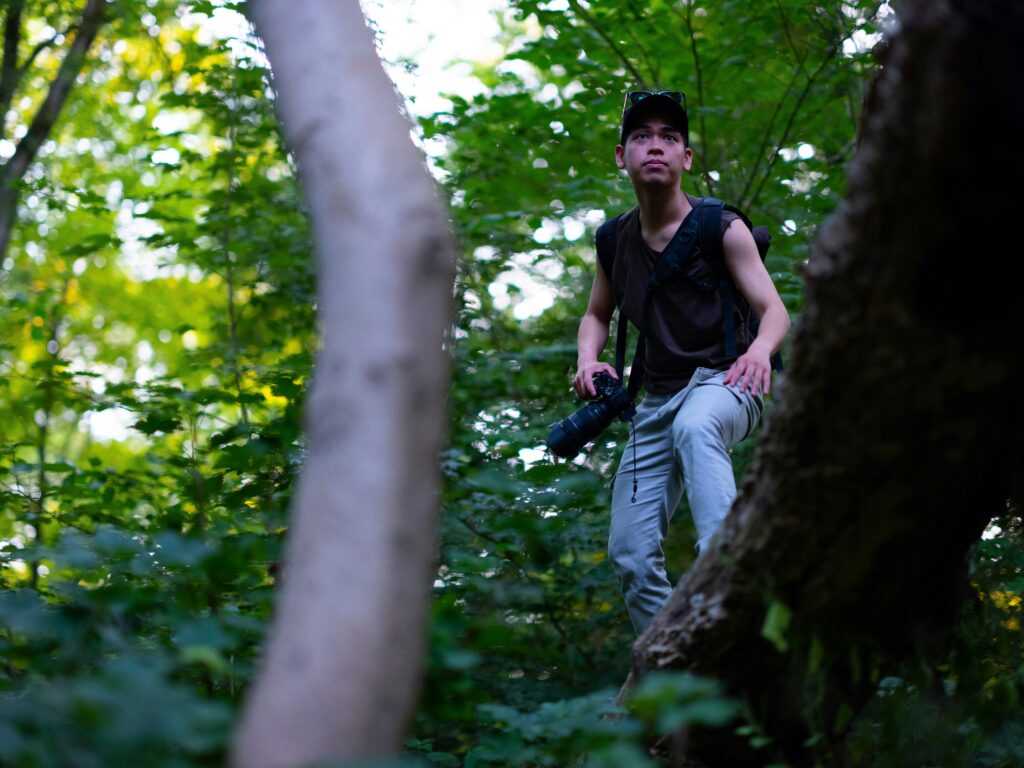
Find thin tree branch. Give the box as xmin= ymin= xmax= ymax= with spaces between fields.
xmin=843 ymin=1 xmax=887 ymax=145
xmin=219 ymin=96 xmax=250 ymax=429
xmin=30 ymin=285 xmax=67 ymax=591
xmin=2 ymin=0 xmax=106 ymax=184
xmin=1 ymin=26 xmax=76 ymax=136
xmin=665 ymin=2 xmax=712 ymax=193
xmin=845 ymin=76 xmax=861 ymax=146
xmin=16 ymin=27 xmax=72 ymax=91
xmin=567 ymin=0 xmax=646 ymax=87
xmin=775 ymin=0 xmax=809 ymax=80
xmin=736 ymin=70 xmax=802 ymax=208
xmin=680 ymin=2 xmax=714 ymax=195
xmin=741 ymin=3 xmax=886 ymax=209
xmin=0 ymin=0 xmax=107 ymax=263
xmin=617 ymin=0 xmax=660 ymax=86
xmin=746 ymin=42 xmax=841 ymax=210
xmin=0 ymin=0 xmax=26 ymax=133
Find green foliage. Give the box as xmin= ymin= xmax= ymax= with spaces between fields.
xmin=415 ymin=671 xmax=737 ymax=768
xmin=0 ymin=2 xmax=301 ymax=765
xmin=465 ymin=691 xmax=650 ymax=767
xmin=0 ymin=0 xmax=1021 ymax=766
xmin=630 ymin=671 xmax=740 ymax=734
xmin=762 ymin=598 xmax=793 ymax=653
xmin=0 ymin=652 xmax=233 ymax=767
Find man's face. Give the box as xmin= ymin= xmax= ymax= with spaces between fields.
xmin=615 ymin=113 xmax=693 ymax=187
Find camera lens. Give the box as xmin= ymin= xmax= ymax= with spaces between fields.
xmin=547 ymin=400 xmax=616 ymax=458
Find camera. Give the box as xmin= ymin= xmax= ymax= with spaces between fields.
xmin=547 ymin=372 xmax=636 ymax=458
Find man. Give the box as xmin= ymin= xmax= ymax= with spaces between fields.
xmin=573 ymin=90 xmax=791 ymax=635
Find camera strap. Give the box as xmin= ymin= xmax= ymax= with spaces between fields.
xmin=615 ymin=316 xmax=646 ymax=404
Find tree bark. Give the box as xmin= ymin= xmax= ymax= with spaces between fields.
xmin=0 ymin=0 xmax=107 ymax=262
xmin=231 ymin=2 xmax=456 ymax=768
xmin=1 ymin=0 xmax=27 ymax=129
xmin=632 ymin=1 xmax=1024 ymax=764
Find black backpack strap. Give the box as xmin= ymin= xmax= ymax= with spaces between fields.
xmin=699 ymin=197 xmax=726 ymax=265
xmin=595 ymin=215 xmax=620 ymax=281
xmin=597 ymin=215 xmax=629 ymax=382
xmin=615 ymin=311 xmax=645 ymax=398
xmin=615 ymin=313 xmax=628 ymax=380
xmin=698 ymin=199 xmax=742 ymax=358
xmin=649 ymin=201 xmax=705 ymax=287
xmin=626 ymin=335 xmax=645 ymax=399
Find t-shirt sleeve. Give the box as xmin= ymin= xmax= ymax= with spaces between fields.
xmin=721 ymin=208 xmax=741 ymax=235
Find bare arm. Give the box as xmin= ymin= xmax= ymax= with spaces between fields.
xmin=720 ymin=220 xmax=791 ymax=396
xmin=573 ymin=260 xmax=618 ymax=398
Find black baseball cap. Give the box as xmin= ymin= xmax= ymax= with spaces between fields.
xmin=620 ymin=90 xmax=688 ymax=145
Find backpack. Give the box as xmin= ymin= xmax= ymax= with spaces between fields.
xmin=595 ymin=197 xmax=783 ymax=395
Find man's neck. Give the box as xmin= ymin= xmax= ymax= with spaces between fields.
xmin=635 ymin=185 xmax=692 ymax=248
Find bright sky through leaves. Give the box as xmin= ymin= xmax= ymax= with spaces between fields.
xmin=361 ymin=0 xmax=505 ymax=116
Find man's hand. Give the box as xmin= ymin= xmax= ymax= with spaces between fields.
xmin=573 ymin=361 xmax=619 ymax=399
xmin=724 ymin=341 xmax=772 ymax=397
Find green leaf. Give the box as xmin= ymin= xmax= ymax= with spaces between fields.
xmin=761 ymin=599 xmax=791 ymax=653
xmin=179 ymin=645 xmax=230 ymax=674
xmin=152 ymin=532 xmax=210 ymax=568
xmin=132 ymin=413 xmax=182 ymax=435
xmin=631 ymin=671 xmax=739 ymax=731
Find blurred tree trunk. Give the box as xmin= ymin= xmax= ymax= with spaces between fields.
xmin=632 ymin=1 xmax=1024 ymax=765
xmin=0 ymin=0 xmax=107 ymax=262
xmin=231 ymin=2 xmax=455 ymax=767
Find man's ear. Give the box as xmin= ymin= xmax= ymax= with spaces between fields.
xmin=615 ymin=144 xmax=626 ymax=169
xmin=682 ymin=146 xmax=693 ymax=172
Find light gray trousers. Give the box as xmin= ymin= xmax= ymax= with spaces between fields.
xmin=608 ymin=367 xmax=762 ymax=635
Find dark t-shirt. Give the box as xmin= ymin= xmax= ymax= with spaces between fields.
xmin=607 ymin=196 xmax=752 ymax=394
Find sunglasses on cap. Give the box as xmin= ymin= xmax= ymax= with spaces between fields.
xmin=622 ymin=90 xmax=687 ymax=115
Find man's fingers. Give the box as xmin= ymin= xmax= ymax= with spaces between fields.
xmin=573 ymin=367 xmax=604 ymax=398
xmin=727 ymin=357 xmax=773 ymax=396
xmin=735 ymin=365 xmax=770 ymax=395
xmin=751 ymin=368 xmax=769 ymax=396
xmin=737 ymin=367 xmax=753 ymax=393
xmin=573 ymin=373 xmax=589 ymax=398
